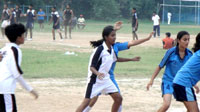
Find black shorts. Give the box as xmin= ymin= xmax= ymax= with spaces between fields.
xmin=0 ymin=94 xmax=17 ymax=112
xmin=53 ymin=23 xmax=60 ymax=29
xmin=26 ymin=22 xmax=34 ymax=29
xmin=132 ymin=24 xmax=138 ymax=32
xmin=38 ymin=20 xmax=44 ymax=24
xmin=173 ymin=83 xmax=196 ymax=102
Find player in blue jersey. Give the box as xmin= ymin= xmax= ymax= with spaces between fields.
xmin=173 ymin=33 xmax=200 ymax=112
xmin=82 ymin=22 xmax=154 ymax=112
xmin=146 ymin=31 xmax=194 ymax=112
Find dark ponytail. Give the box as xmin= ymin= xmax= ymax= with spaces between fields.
xmin=192 ymin=33 xmax=200 ymax=52
xmin=176 ymin=31 xmax=189 ymax=46
xmin=90 ymin=25 xmax=114 ymax=48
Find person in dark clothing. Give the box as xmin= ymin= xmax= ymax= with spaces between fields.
xmin=24 ymin=4 xmax=36 ymax=40
xmin=131 ymin=8 xmax=138 ymax=40
xmin=15 ymin=5 xmax=22 ymax=23
xmin=49 ymin=7 xmax=63 ymax=41
xmin=1 ymin=4 xmax=11 ymax=39
xmin=10 ymin=8 xmax=17 ymax=25
xmin=63 ymin=4 xmax=73 ymax=39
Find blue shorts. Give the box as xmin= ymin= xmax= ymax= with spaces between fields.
xmin=161 ymin=81 xmax=174 ymax=96
xmin=173 ymin=83 xmax=196 ymax=102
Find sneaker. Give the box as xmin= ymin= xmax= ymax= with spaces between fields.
xmin=28 ymin=38 xmax=32 ymax=41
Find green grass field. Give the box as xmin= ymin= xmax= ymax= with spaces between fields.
xmin=31 ymin=19 xmax=200 ymax=35
xmin=21 ymin=46 xmax=165 ymax=79
xmin=4 ymin=20 xmax=200 ymax=79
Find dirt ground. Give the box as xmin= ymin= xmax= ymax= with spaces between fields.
xmin=0 ymin=31 xmax=198 ymax=112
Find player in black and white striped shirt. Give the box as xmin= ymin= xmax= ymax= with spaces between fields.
xmin=76 ymin=24 xmax=123 ymax=112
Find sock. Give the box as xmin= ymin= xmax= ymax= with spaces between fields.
xmin=83 ymin=106 xmax=91 ymax=112
xmin=118 ymin=105 xmax=122 ymax=112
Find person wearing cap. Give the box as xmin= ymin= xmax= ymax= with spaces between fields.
xmin=77 ymin=14 xmax=85 ymax=29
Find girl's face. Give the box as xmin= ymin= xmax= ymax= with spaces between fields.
xmin=106 ymin=31 xmax=116 ymax=45
xmin=178 ymin=34 xmax=190 ymax=49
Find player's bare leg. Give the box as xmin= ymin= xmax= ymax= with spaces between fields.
xmin=76 ymin=98 xmax=90 ymax=112
xmin=30 ymin=28 xmax=33 ymax=40
xmin=1 ymin=28 xmax=5 ymax=38
xmin=52 ymin=29 xmax=55 ymax=40
xmin=69 ymin=25 xmax=72 ymax=39
xmin=65 ymin=26 xmax=67 ymax=38
xmin=110 ymin=93 xmax=122 ymax=112
xmin=57 ymin=29 xmax=63 ymax=39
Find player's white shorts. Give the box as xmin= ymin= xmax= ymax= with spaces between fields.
xmin=1 ymin=20 xmax=10 ymax=28
xmin=0 ymin=94 xmax=17 ymax=112
xmin=85 ymin=79 xmax=118 ymax=99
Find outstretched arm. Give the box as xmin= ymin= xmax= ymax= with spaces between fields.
xmin=146 ymin=66 xmax=162 ymax=90
xmin=117 ymin=56 xmax=140 ymax=62
xmin=128 ymin=32 xmax=154 ymax=48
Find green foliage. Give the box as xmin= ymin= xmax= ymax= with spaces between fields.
xmin=91 ymin=0 xmax=120 ymax=21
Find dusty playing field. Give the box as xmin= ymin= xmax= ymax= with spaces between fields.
xmin=0 ymin=31 xmax=198 ymax=112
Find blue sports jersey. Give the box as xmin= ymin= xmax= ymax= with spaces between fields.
xmin=109 ymin=42 xmax=129 ymax=90
xmin=37 ymin=11 xmax=45 ymax=20
xmin=159 ymin=47 xmax=192 ymax=83
xmin=173 ymin=50 xmax=200 ymax=87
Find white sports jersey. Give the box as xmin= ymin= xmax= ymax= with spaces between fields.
xmin=27 ymin=9 xmax=35 ymax=15
xmin=87 ymin=42 xmax=117 ymax=84
xmin=0 ymin=43 xmax=23 ymax=94
xmin=168 ymin=12 xmax=172 ymax=18
xmin=152 ymin=15 xmax=160 ymax=26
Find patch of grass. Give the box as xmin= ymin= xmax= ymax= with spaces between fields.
xmin=21 ymin=46 xmax=166 ymax=79
xmin=30 ymin=20 xmax=200 ymax=36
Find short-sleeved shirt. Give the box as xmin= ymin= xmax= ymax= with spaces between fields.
xmin=26 ymin=9 xmax=35 ymax=23
xmin=159 ymin=47 xmax=192 ymax=83
xmin=109 ymin=42 xmax=129 ymax=80
xmin=0 ymin=43 xmax=23 ymax=94
xmin=132 ymin=13 xmax=138 ymax=27
xmin=2 ymin=9 xmax=10 ymax=20
xmin=15 ymin=9 xmax=21 ymax=19
xmin=78 ymin=17 xmax=85 ymax=23
xmin=10 ymin=11 xmax=16 ymax=24
xmin=51 ymin=11 xmax=59 ymax=24
xmin=162 ymin=37 xmax=174 ymax=49
xmin=37 ymin=11 xmax=45 ymax=20
xmin=173 ymin=50 xmax=200 ymax=87
xmin=87 ymin=42 xmax=117 ymax=84
xmin=152 ymin=15 xmax=160 ymax=26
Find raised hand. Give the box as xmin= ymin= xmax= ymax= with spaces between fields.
xmin=114 ymin=21 xmax=123 ymax=30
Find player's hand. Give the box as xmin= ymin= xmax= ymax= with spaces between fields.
xmin=194 ymin=85 xmax=200 ymax=94
xmin=131 ymin=56 xmax=141 ymax=61
xmin=146 ymin=80 xmax=153 ymax=91
xmin=30 ymin=90 xmax=39 ymax=99
xmin=97 ymin=72 xmax=105 ymax=80
xmin=147 ymin=32 xmax=154 ymax=40
xmin=114 ymin=21 xmax=123 ymax=30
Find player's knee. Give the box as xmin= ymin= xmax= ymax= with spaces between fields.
xmin=114 ymin=95 xmax=123 ymax=103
